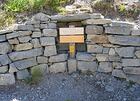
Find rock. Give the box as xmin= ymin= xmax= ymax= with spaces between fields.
xmin=49 ymin=54 xmax=68 ymax=63
xmin=103 ymin=48 xmax=110 ymax=54
xmin=8 ymin=38 xmax=19 ymax=44
xmin=18 ymin=36 xmax=31 ymax=43
xmin=126 ymin=75 xmax=140 ymax=84
xmin=87 ymin=35 xmax=109 ymax=44
xmin=68 ymin=59 xmax=77 ymax=73
xmin=0 ymin=66 xmax=8 ymax=73
xmin=131 ymin=29 xmax=140 ymax=36
xmin=6 ymin=32 xmax=20 ymax=39
xmin=16 ymin=69 xmax=30 ymax=80
xmin=9 ymin=63 xmax=19 ymax=73
xmin=49 ymin=62 xmax=67 ymax=73
xmin=9 ymin=48 xmax=43 ymax=61
xmin=47 ymin=23 xmax=57 ymax=29
xmin=12 ymin=58 xmax=37 ymax=70
xmin=135 ymin=51 xmax=140 ymax=58
xmin=76 ymin=52 xmax=95 ymax=61
xmin=25 ymin=20 xmax=40 ymax=25
xmin=98 ymin=62 xmax=113 ymax=73
xmin=78 ymin=61 xmax=97 ymax=73
xmin=40 ymin=37 xmax=55 ymax=46
xmin=0 ymin=42 xmax=11 ymax=54
xmin=96 ymin=54 xmax=109 ymax=61
xmin=0 ymin=35 xmax=6 ymax=42
xmin=43 ymin=29 xmax=57 ymax=37
xmin=113 ymin=62 xmax=122 ymax=69
xmin=31 ymin=38 xmax=41 ymax=48
xmin=115 ymin=47 xmax=135 ymax=57
xmin=108 ymin=35 xmax=140 ymax=46
xmin=15 ymin=43 xmax=33 ymax=51
xmin=0 ymin=73 xmax=15 ymax=85
xmin=32 ymin=13 xmax=50 ymax=21
xmin=87 ymin=45 xmax=103 ymax=53
xmin=82 ymin=19 xmax=112 ymax=25
xmin=44 ymin=45 xmax=57 ymax=56
xmin=109 ymin=48 xmax=116 ymax=55
xmin=13 ymin=24 xmax=34 ymax=31
xmin=122 ymin=59 xmax=140 ymax=67
xmin=40 ymin=24 xmax=48 ymax=29
xmin=37 ymin=56 xmax=48 ymax=64
xmin=32 ymin=32 xmax=42 ymax=38
xmin=86 ymin=25 xmax=103 ymax=35
xmin=108 ymin=56 xmax=121 ymax=62
xmin=18 ymin=31 xmax=32 ymax=36
xmin=112 ymin=69 xmax=126 ymax=78
xmin=105 ymin=26 xmax=131 ymax=35
xmin=51 ymin=14 xmax=90 ymax=22
xmin=0 ymin=30 xmax=12 ymax=35
xmin=123 ymin=67 xmax=140 ymax=75
xmin=111 ymin=21 xmax=134 ymax=28
xmin=90 ymin=13 xmax=104 ymax=19
xmin=0 ymin=54 xmax=11 ymax=65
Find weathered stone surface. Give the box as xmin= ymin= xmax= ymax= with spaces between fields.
xmin=13 ymin=24 xmax=34 ymax=31
xmin=8 ymin=38 xmax=19 ymax=44
xmin=115 ymin=47 xmax=135 ymax=57
xmin=47 ymin=23 xmax=57 ymax=29
xmin=131 ymin=29 xmax=140 ymax=36
xmin=32 ymin=32 xmax=42 ymax=38
xmin=49 ymin=62 xmax=67 ymax=73
xmin=25 ymin=20 xmax=40 ymax=25
xmin=87 ymin=35 xmax=109 ymax=44
xmin=18 ymin=36 xmax=31 ymax=43
xmin=51 ymin=14 xmax=90 ymax=22
xmin=44 ymin=45 xmax=57 ymax=56
xmin=111 ymin=21 xmax=134 ymax=27
xmin=13 ymin=58 xmax=37 ymax=70
xmin=0 ymin=35 xmax=6 ymax=42
xmin=122 ymin=59 xmax=140 ymax=67
xmin=0 ymin=54 xmax=11 ymax=65
xmin=9 ymin=48 xmax=43 ymax=61
xmin=32 ymin=13 xmax=50 ymax=21
xmin=0 ymin=30 xmax=12 ymax=35
xmin=108 ymin=35 xmax=140 ymax=46
xmin=113 ymin=62 xmax=122 ymax=69
xmin=126 ymin=75 xmax=140 ymax=84
xmin=43 ymin=29 xmax=57 ymax=37
xmin=0 ymin=73 xmax=15 ymax=85
xmin=37 ymin=56 xmax=48 ymax=64
xmin=82 ymin=19 xmax=111 ymax=25
xmin=31 ymin=38 xmax=41 ymax=48
xmin=18 ymin=31 xmax=32 ymax=36
xmin=135 ymin=51 xmax=140 ymax=58
xmin=103 ymin=48 xmax=109 ymax=54
xmin=49 ymin=54 xmax=68 ymax=63
xmin=9 ymin=63 xmax=18 ymax=73
xmin=102 ymin=44 xmax=120 ymax=48
xmin=6 ymin=32 xmax=20 ymax=39
xmin=40 ymin=37 xmax=55 ymax=46
xmin=112 ymin=69 xmax=126 ymax=78
xmin=109 ymin=48 xmax=116 ymax=55
xmin=90 ymin=13 xmax=104 ymax=19
xmin=78 ymin=61 xmax=97 ymax=72
xmin=15 ymin=43 xmax=33 ymax=51
xmin=108 ymin=56 xmax=121 ymax=62
xmin=123 ymin=67 xmax=140 ymax=75
xmin=76 ymin=52 xmax=95 ymax=61
xmin=40 ymin=24 xmax=48 ymax=29
xmin=105 ymin=26 xmax=131 ymax=35
xmin=86 ymin=25 xmax=103 ymax=35
xmin=0 ymin=42 xmax=11 ymax=54
xmin=16 ymin=69 xmax=30 ymax=80
xmin=68 ymin=59 xmax=77 ymax=73
xmin=98 ymin=62 xmax=113 ymax=73
xmin=0 ymin=66 xmax=8 ymax=73
xmin=96 ymin=54 xmax=108 ymax=61
xmin=87 ymin=45 xmax=103 ymax=53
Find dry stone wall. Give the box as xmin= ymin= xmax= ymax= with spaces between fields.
xmin=0 ymin=13 xmax=140 ymax=85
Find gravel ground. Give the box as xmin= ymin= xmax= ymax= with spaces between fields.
xmin=0 ymin=73 xmax=140 ymax=101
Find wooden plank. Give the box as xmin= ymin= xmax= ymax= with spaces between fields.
xmin=59 ymin=35 xmax=84 ymax=43
xmin=59 ymin=27 xmax=84 ymax=36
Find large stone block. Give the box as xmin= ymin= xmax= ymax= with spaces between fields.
xmin=108 ymin=35 xmax=140 ymax=46
xmin=98 ymin=62 xmax=113 ymax=73
xmin=122 ymin=59 xmax=140 ymax=67
xmin=9 ymin=48 xmax=43 ymax=61
xmin=82 ymin=19 xmax=111 ymax=25
xmin=16 ymin=69 xmax=30 ymax=80
xmin=37 ymin=56 xmax=48 ymax=64
xmin=0 ymin=42 xmax=11 ymax=54
xmin=0 ymin=73 xmax=15 ymax=85
xmin=49 ymin=62 xmax=67 ymax=73
xmin=131 ymin=29 xmax=140 ymax=36
xmin=76 ymin=52 xmax=96 ymax=61
xmin=44 ymin=45 xmax=57 ymax=56
xmin=13 ymin=24 xmax=34 ymax=31
xmin=0 ymin=35 xmax=6 ymax=42
xmin=111 ymin=21 xmax=134 ymax=27
xmin=18 ymin=31 xmax=32 ymax=36
xmin=78 ymin=61 xmax=97 ymax=72
xmin=87 ymin=45 xmax=103 ymax=53
xmin=123 ymin=67 xmax=140 ymax=75
xmin=0 ymin=54 xmax=11 ymax=65
xmin=18 ymin=36 xmax=31 ymax=43
xmin=112 ymin=69 xmax=126 ymax=79
xmin=68 ymin=59 xmax=77 ymax=73
xmin=47 ymin=23 xmax=57 ymax=29
xmin=96 ymin=54 xmax=109 ymax=61
xmin=0 ymin=65 xmax=8 ymax=73
xmin=135 ymin=51 xmax=140 ymax=58
xmin=86 ymin=25 xmax=103 ymax=35
xmin=49 ymin=54 xmax=68 ymax=63
xmin=115 ymin=47 xmax=135 ymax=57
xmin=32 ymin=32 xmax=42 ymax=38
xmin=43 ymin=29 xmax=57 ymax=37
xmin=40 ymin=37 xmax=55 ymax=46
xmin=31 ymin=38 xmax=41 ymax=48
xmin=8 ymin=38 xmax=19 ymax=45
xmin=15 ymin=43 xmax=33 ymax=51
xmin=9 ymin=63 xmax=19 ymax=73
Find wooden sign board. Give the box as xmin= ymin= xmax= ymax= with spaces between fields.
xmin=59 ymin=27 xmax=84 ymax=43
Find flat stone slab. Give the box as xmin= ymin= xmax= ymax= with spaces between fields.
xmin=86 ymin=25 xmax=103 ymax=35
xmin=98 ymin=62 xmax=113 ymax=73
xmin=0 ymin=54 xmax=11 ymax=65
xmin=15 ymin=43 xmax=33 ymax=51
xmin=43 ymin=29 xmax=57 ymax=37
xmin=49 ymin=54 xmax=68 ymax=63
xmin=0 ymin=42 xmax=11 ymax=54
xmin=40 ymin=37 xmax=55 ymax=46
xmin=122 ymin=59 xmax=140 ymax=67
xmin=44 ymin=45 xmax=57 ymax=56
xmin=0 ymin=35 xmax=6 ymax=42
xmin=112 ymin=69 xmax=126 ymax=79
xmin=123 ymin=67 xmax=140 ymax=75
xmin=76 ymin=52 xmax=96 ymax=61
xmin=82 ymin=19 xmax=112 ymax=25
xmin=111 ymin=21 xmax=134 ymax=28
xmin=0 ymin=73 xmax=15 ymax=85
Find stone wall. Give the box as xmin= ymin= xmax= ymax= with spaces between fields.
xmin=0 ymin=13 xmax=140 ymax=85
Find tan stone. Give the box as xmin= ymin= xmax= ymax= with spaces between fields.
xmin=15 ymin=43 xmax=33 ymax=51
xmin=8 ymin=38 xmax=19 ymax=45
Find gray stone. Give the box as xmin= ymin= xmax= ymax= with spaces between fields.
xmin=9 ymin=48 xmax=43 ymax=61
xmin=9 ymin=63 xmax=19 ymax=73
xmin=13 ymin=24 xmax=34 ymax=31
xmin=18 ymin=31 xmax=32 ymax=36
xmin=40 ymin=24 xmax=48 ymax=29
xmin=0 ymin=35 xmax=6 ymax=42
xmin=8 ymin=38 xmax=19 ymax=44
xmin=113 ymin=62 xmax=122 ymax=69
xmin=32 ymin=13 xmax=50 ymax=21
xmin=0 ymin=73 xmax=15 ymax=85
xmin=49 ymin=54 xmax=68 ymax=63
xmin=82 ymin=19 xmax=111 ymax=25
xmin=135 ymin=51 xmax=140 ymax=58
xmin=78 ymin=61 xmax=97 ymax=73
xmin=32 ymin=32 xmax=42 ymax=38
xmin=44 ymin=46 xmax=57 ymax=56
xmin=115 ymin=47 xmax=135 ymax=57
xmin=0 ymin=65 xmax=8 ymax=73
xmin=87 ymin=45 xmax=103 ymax=53
xmin=76 ymin=52 xmax=95 ymax=61
xmin=108 ymin=35 xmax=140 ymax=46
xmin=112 ymin=69 xmax=126 ymax=79
xmin=47 ymin=23 xmax=57 ymax=29
xmin=131 ymin=29 xmax=140 ymax=36
xmin=108 ymin=56 xmax=121 ymax=62
xmin=43 ymin=29 xmax=57 ymax=37
xmin=109 ymin=48 xmax=116 ymax=55
xmin=49 ymin=62 xmax=67 ymax=73
xmin=18 ymin=36 xmax=31 ymax=43
xmin=111 ymin=21 xmax=134 ymax=27
xmin=6 ymin=32 xmax=20 ymax=39
xmin=0 ymin=54 xmax=11 ymax=65
xmin=31 ymin=38 xmax=41 ymax=48
xmin=68 ymin=59 xmax=77 ymax=73
xmin=98 ymin=62 xmax=113 ymax=73
xmin=13 ymin=58 xmax=37 ymax=70
xmin=37 ymin=56 xmax=48 ymax=64
xmin=90 ymin=13 xmax=104 ymax=19
xmin=40 ymin=37 xmax=55 ymax=46
xmin=0 ymin=30 xmax=12 ymax=35
xmin=105 ymin=26 xmax=131 ymax=35
xmin=122 ymin=59 xmax=140 ymax=67
xmin=86 ymin=25 xmax=103 ymax=35
xmin=123 ymin=67 xmax=140 ymax=75
xmin=126 ymin=75 xmax=140 ymax=84
xmin=103 ymin=48 xmax=110 ymax=54
xmin=96 ymin=54 xmax=109 ymax=61
xmin=16 ymin=69 xmax=30 ymax=80
xmin=15 ymin=43 xmax=33 ymax=51
xmin=0 ymin=42 xmax=11 ymax=54
xmin=25 ymin=20 xmax=40 ymax=25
